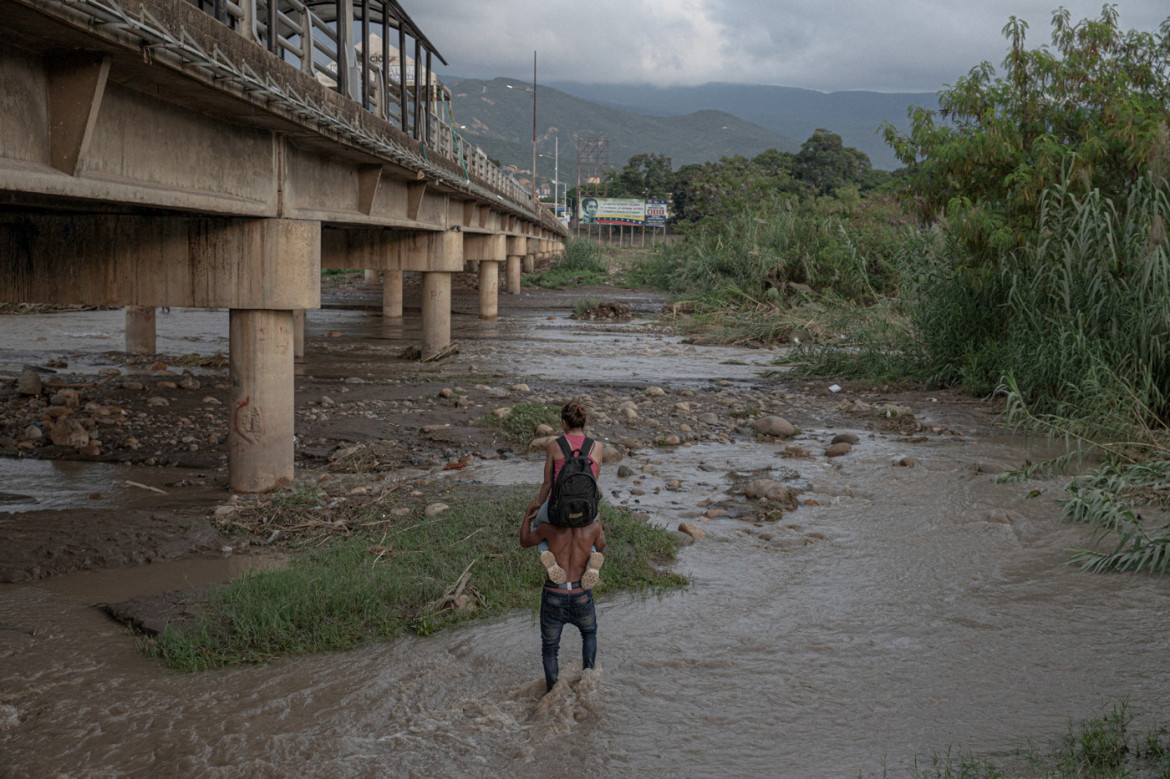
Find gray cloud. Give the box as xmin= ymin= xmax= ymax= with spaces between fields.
xmin=412 ymin=0 xmax=1168 ymax=93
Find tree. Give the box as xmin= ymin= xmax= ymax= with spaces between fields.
xmin=670 ymin=150 xmax=801 ymax=224
xmin=606 ymin=153 xmax=674 ymax=198
xmin=792 ymin=129 xmax=871 ymax=194
xmin=884 ymin=5 xmax=1170 ymax=259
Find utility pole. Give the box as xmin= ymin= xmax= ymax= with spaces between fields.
xmin=531 ymin=50 xmax=537 ymax=206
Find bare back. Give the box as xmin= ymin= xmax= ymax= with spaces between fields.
xmin=541 ymin=522 xmax=605 ymax=582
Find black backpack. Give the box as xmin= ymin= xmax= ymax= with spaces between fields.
xmin=549 ymin=436 xmax=600 ymax=528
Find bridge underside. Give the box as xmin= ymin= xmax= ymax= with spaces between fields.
xmin=0 ymin=0 xmax=565 ymax=491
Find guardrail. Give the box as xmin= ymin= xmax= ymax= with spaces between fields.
xmin=185 ymin=0 xmax=537 ymax=213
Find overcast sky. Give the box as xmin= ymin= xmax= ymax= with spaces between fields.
xmin=409 ymin=1 xmax=1167 ymax=94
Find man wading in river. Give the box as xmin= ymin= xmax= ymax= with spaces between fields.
xmin=521 ymin=510 xmax=606 ymax=692
xmin=520 ymin=402 xmax=607 ymax=692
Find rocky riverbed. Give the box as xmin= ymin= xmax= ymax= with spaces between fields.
xmin=0 ymin=275 xmax=992 ymax=584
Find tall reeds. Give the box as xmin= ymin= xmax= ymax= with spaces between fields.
xmin=640 ymin=194 xmax=905 ymax=314
xmin=922 ymin=172 xmax=1170 ymax=440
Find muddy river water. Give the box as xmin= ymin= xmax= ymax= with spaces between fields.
xmin=2 ymin=289 xmax=1169 ymax=777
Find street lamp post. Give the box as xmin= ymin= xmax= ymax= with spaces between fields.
xmin=507 ymin=54 xmax=539 ymax=209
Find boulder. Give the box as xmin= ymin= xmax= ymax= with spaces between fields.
xmin=831 ymin=432 xmax=860 ymax=445
xmin=50 ymin=417 xmax=90 ymax=448
xmin=529 ymin=435 xmax=556 ymax=451
xmin=678 ymin=522 xmax=706 ymax=539
xmin=825 ymin=442 xmax=852 ymax=457
xmin=49 ymin=389 xmax=81 ymax=407
xmin=754 ymin=416 xmax=795 ymax=438
xmin=745 ymin=479 xmax=793 ymax=503
xmin=16 ymin=370 xmax=41 ymax=396
xmin=643 ymin=386 xmax=666 ymax=397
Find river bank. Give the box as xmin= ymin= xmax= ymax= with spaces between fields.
xmin=2 ymin=275 xmax=1169 ymax=776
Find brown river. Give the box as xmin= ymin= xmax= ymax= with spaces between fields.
xmin=2 ymin=287 xmax=1169 ymax=777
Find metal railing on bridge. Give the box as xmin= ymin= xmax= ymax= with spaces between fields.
xmin=183 ymin=0 xmax=535 ymax=213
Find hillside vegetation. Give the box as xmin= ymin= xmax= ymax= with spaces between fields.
xmin=446 ymin=77 xmax=798 ymax=191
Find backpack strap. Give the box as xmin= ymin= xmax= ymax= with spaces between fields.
xmin=581 ymin=436 xmax=595 ymax=459
xmin=555 ymin=435 xmax=574 ymax=459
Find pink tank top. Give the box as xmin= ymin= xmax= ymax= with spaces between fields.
xmin=552 ymin=434 xmax=600 ymax=480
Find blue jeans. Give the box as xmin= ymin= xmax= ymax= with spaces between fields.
xmin=540 ymin=587 xmax=597 ymax=691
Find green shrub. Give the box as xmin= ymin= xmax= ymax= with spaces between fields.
xmin=526 ymin=238 xmax=608 ymax=288
xmin=480 ymin=402 xmax=561 ymax=445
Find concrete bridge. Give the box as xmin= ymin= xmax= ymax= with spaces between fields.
xmin=0 ymin=0 xmax=566 ymax=492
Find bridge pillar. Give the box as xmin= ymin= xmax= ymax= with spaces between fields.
xmin=465 ymin=234 xmax=506 ymax=320
xmin=506 ymin=256 xmax=522 ymax=294
xmin=229 ymin=309 xmax=295 ymax=493
xmin=382 ymin=270 xmax=404 ymax=319
xmin=364 ymin=269 xmax=380 ymax=285
xmin=125 ymin=305 xmax=157 ymax=354
xmin=505 ymin=236 xmax=525 ymax=295
xmin=479 ymin=261 xmax=500 ymax=319
xmin=421 ymin=271 xmax=451 ymax=359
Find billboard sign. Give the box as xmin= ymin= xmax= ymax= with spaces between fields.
xmin=579 ymin=198 xmax=645 ymax=226
xmin=644 ymin=199 xmax=668 ymax=227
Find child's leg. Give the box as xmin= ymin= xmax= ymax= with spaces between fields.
xmin=533 ymin=500 xmax=567 ymax=584
xmin=581 ymin=515 xmax=604 ymax=590
xmin=532 ymin=500 xmax=550 ymax=553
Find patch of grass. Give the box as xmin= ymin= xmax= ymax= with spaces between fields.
xmin=321 ymin=268 xmax=362 ymax=278
xmin=730 ymin=407 xmax=762 ymax=419
xmin=479 ymin=402 xmax=560 ymax=445
xmin=524 ymin=238 xmax=609 ymax=288
xmin=145 ymin=486 xmax=686 ymax=670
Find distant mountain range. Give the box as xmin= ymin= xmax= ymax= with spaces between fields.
xmin=547 ymin=82 xmax=939 ymax=171
xmin=443 ymin=77 xmax=938 ymax=194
